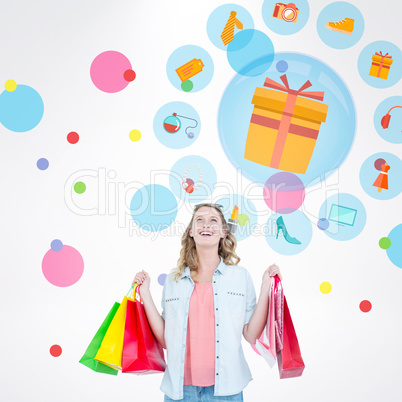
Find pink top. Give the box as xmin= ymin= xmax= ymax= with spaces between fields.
xmin=183 ymin=282 xmax=215 ymax=386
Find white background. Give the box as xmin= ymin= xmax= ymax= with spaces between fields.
xmin=0 ymin=0 xmax=401 ymax=401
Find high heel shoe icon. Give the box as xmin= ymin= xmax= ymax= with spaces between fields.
xmin=276 ymin=216 xmax=301 ymax=245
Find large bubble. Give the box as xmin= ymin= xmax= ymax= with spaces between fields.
xmin=218 ymin=52 xmax=356 ymax=187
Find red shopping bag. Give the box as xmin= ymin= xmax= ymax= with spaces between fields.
xmin=277 ymin=296 xmax=305 ymax=379
xmin=122 ymin=285 xmax=166 ymax=374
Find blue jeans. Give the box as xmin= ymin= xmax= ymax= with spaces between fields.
xmin=164 ymin=385 xmax=243 ymax=401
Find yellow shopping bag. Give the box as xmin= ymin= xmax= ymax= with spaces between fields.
xmin=94 ymin=285 xmax=137 ymax=370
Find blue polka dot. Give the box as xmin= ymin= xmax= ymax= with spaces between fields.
xmin=158 ymin=274 xmax=167 ymax=286
xmin=37 ymin=158 xmax=49 ymax=170
xmin=226 ymin=29 xmax=274 ymax=76
xmin=0 ymin=85 xmax=44 ymax=132
xmin=317 ymin=218 xmax=329 ymax=230
xmin=130 ymin=185 xmax=178 ymax=232
xmin=276 ymin=60 xmax=288 ymax=72
xmin=386 ymin=224 xmax=402 ymax=268
xmin=51 ymin=239 xmax=63 ymax=252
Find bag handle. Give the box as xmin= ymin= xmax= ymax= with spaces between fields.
xmin=274 ymin=275 xmax=282 ymax=291
xmin=127 ymin=283 xmax=142 ymax=303
xmin=134 ymin=283 xmax=142 ymax=303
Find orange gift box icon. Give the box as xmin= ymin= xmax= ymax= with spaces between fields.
xmin=369 ymin=51 xmax=393 ymax=80
xmin=244 ymin=75 xmax=329 ymax=174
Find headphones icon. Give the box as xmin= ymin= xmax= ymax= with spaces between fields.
xmin=381 ymin=106 xmax=402 ymax=129
xmin=182 ymin=164 xmax=203 ymax=194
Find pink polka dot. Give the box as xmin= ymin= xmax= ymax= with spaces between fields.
xmin=359 ymin=300 xmax=372 ymax=313
xmin=263 ymin=172 xmax=305 ymax=214
xmin=50 ymin=344 xmax=62 ymax=357
xmin=42 ymin=245 xmax=84 ymax=287
xmin=90 ymin=51 xmax=133 ymax=93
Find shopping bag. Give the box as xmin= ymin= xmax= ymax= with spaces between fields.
xmin=79 ymin=302 xmax=120 ymax=375
xmin=255 ymin=279 xmax=277 ymax=367
xmin=122 ymin=284 xmax=166 ymax=374
xmin=274 ymin=276 xmax=284 ymax=352
xmin=94 ymin=286 xmax=134 ymax=370
xmin=277 ymin=296 xmax=305 ymax=379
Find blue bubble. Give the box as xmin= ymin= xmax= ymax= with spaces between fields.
xmin=374 ymin=96 xmax=402 ymax=144
xmin=318 ymin=193 xmax=366 ymax=241
xmin=0 ymin=85 xmax=44 ymax=132
xmin=169 ymin=155 xmax=217 ymax=203
xmin=357 ymin=41 xmax=401 ymax=89
xmin=218 ymin=52 xmax=356 ymax=188
xmin=317 ymin=2 xmax=364 ymax=49
xmin=227 ymin=29 xmax=274 ymax=76
xmin=215 ymin=194 xmax=258 ymax=242
xmin=276 ymin=60 xmax=288 ymax=72
xmin=265 ymin=211 xmax=312 ymax=256
xmin=166 ymin=45 xmax=214 ymax=93
xmin=386 ymin=224 xmax=402 ymax=268
xmin=359 ymin=152 xmax=402 ymax=200
xmin=37 ymin=158 xmax=49 ymax=170
xmin=207 ymin=4 xmax=254 ymax=51
xmin=154 ymin=102 xmax=201 ymax=149
xmin=51 ymin=239 xmax=63 ymax=252
xmin=262 ymin=0 xmax=310 ymax=35
xmin=130 ymin=185 xmax=178 ymax=232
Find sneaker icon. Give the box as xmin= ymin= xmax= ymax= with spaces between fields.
xmin=325 ymin=18 xmax=354 ymax=35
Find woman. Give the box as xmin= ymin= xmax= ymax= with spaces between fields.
xmin=132 ymin=203 xmax=282 ymax=401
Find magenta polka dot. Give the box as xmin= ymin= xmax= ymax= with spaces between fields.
xmin=263 ymin=172 xmax=305 ymax=214
xmin=42 ymin=245 xmax=84 ymax=287
xmin=90 ymin=51 xmax=133 ymax=93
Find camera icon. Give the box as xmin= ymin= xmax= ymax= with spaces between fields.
xmin=272 ymin=2 xmax=299 ymax=23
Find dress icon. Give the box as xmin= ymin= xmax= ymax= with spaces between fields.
xmin=373 ymin=161 xmax=390 ymax=192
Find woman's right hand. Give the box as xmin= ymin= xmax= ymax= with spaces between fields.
xmin=132 ymin=270 xmax=151 ymax=295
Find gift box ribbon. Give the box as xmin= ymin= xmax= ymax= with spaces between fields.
xmin=261 ymin=74 xmax=325 ymax=169
xmin=372 ymin=52 xmax=393 ymax=78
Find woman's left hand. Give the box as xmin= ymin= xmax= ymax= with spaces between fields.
xmin=262 ymin=264 xmax=283 ymax=289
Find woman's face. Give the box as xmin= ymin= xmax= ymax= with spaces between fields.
xmin=189 ymin=206 xmax=226 ymax=247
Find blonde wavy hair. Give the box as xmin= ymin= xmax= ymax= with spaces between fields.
xmin=172 ymin=203 xmax=240 ymax=282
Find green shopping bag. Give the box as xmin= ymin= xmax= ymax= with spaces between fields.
xmin=79 ymin=302 xmax=120 ymax=375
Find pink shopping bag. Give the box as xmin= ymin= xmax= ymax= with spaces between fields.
xmin=255 ymin=278 xmax=277 ymax=367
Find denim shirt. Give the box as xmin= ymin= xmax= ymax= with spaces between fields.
xmin=160 ymin=258 xmax=257 ymax=400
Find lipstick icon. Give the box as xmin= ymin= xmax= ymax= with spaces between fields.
xmin=228 ymin=205 xmax=239 ymax=234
